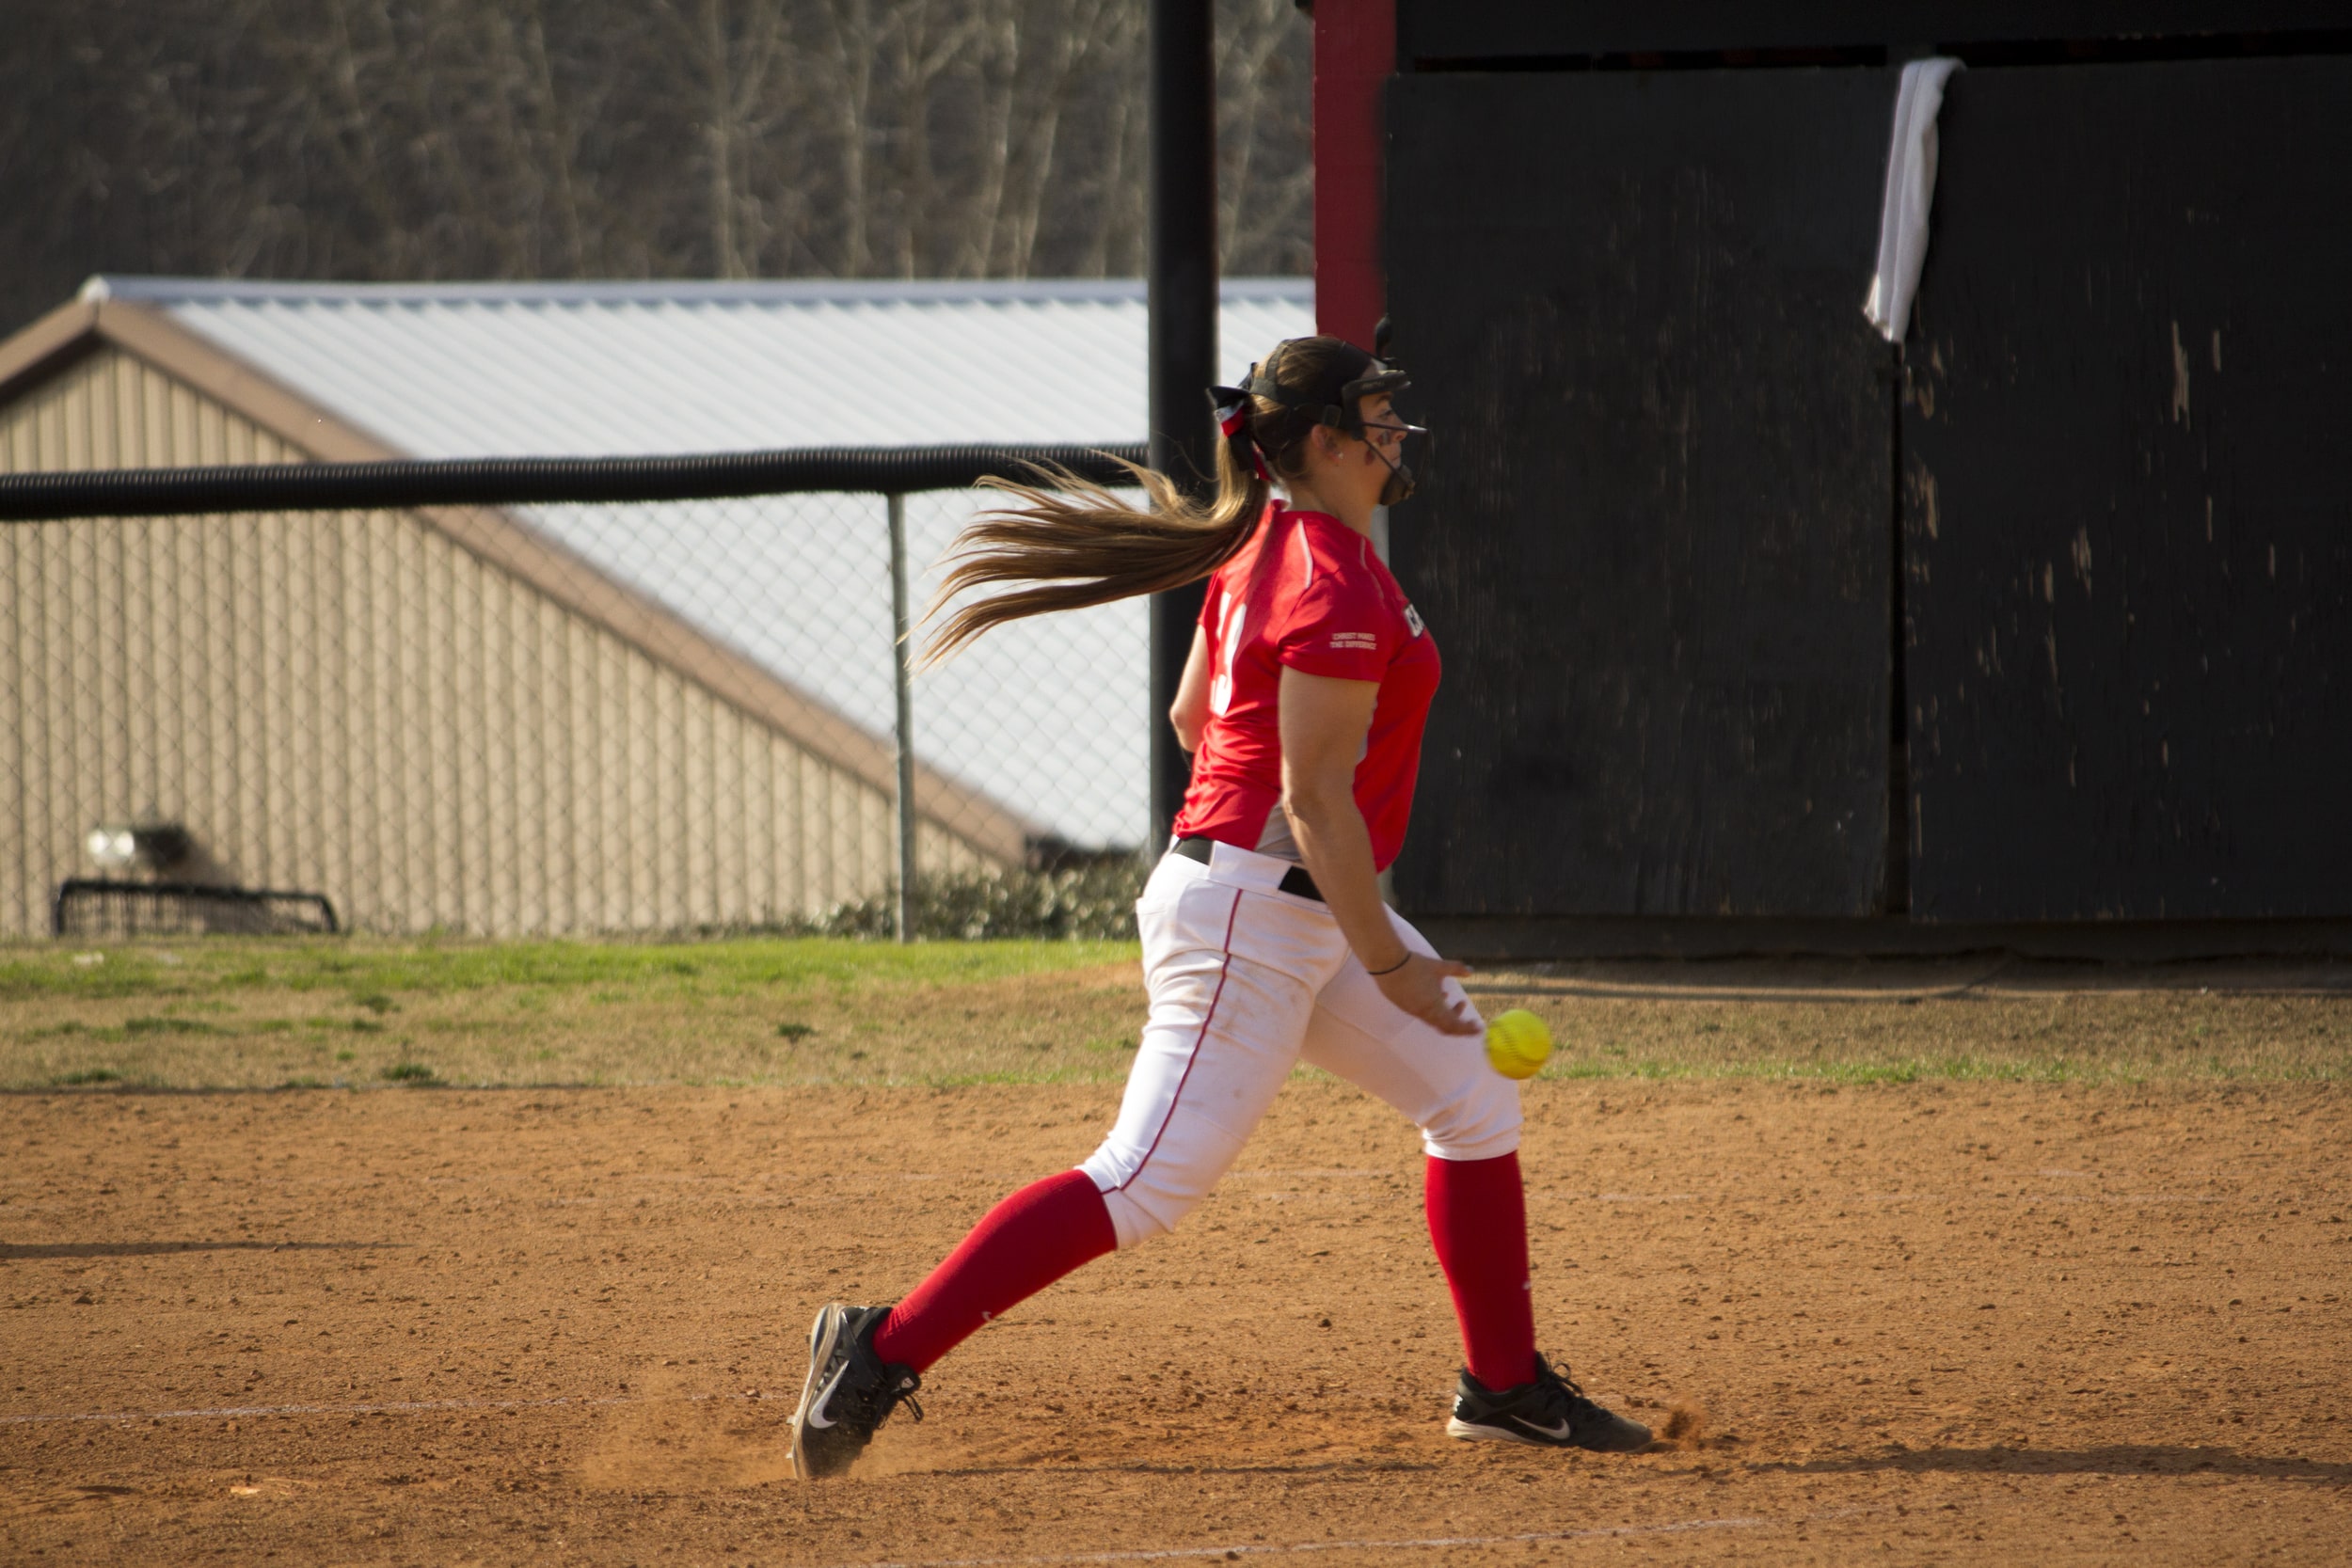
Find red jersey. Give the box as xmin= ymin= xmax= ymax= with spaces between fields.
xmin=1171 ymin=505 xmax=1441 ymax=871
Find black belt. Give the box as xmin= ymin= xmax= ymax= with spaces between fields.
xmin=1171 ymin=835 xmax=1323 ymax=902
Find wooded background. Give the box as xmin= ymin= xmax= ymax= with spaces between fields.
xmin=0 ymin=0 xmax=1312 ymax=336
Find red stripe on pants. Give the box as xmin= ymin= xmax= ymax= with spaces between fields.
xmin=1118 ymin=886 xmax=1244 ymax=1194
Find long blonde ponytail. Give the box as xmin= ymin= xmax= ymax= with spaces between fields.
xmin=920 ymin=335 xmax=1380 ymax=664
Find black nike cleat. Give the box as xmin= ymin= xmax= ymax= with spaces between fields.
xmin=1445 ymin=1354 xmax=1652 ymax=1452
xmin=788 ymin=1303 xmax=924 ymax=1480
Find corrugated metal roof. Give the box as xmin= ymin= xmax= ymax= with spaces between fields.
xmin=86 ymin=275 xmax=1312 ymax=456
xmin=86 ymin=277 xmax=1318 ymax=855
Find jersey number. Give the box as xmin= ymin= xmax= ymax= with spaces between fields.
xmin=1208 ymin=593 xmax=1247 ymax=717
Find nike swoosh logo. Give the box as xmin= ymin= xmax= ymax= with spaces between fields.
xmin=803 ymin=1362 xmax=850 ymax=1429
xmin=1515 ymin=1418 xmax=1572 ymax=1440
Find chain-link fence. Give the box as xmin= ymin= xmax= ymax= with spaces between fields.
xmin=0 ymin=448 xmax=1156 ymax=942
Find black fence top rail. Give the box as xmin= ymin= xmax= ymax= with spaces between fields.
xmin=0 ymin=444 xmax=1152 ymax=522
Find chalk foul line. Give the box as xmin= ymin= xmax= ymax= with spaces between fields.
xmin=835 ymin=1515 xmax=1780 ymax=1568
xmin=0 ymin=1390 xmax=766 ymax=1426
xmin=834 ymin=1508 xmax=1893 ymax=1568
xmin=0 ymin=1394 xmax=1883 ymax=1567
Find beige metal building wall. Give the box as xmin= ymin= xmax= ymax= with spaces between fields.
xmin=1 ymin=347 xmax=998 ymax=936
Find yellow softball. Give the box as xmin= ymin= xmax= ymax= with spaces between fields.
xmin=1484 ymin=1008 xmax=1552 ymax=1080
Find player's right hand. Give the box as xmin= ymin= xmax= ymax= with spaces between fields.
xmin=1373 ymin=951 xmax=1481 ymax=1036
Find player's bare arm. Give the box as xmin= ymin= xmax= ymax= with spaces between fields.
xmin=1277 ymin=666 xmax=1476 ymax=1035
xmin=1168 ymin=624 xmax=1211 ymax=753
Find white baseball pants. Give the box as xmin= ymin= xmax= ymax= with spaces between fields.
xmin=1078 ymin=840 xmax=1523 ymax=1250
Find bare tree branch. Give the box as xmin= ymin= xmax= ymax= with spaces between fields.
xmin=0 ymin=0 xmax=1311 ymax=333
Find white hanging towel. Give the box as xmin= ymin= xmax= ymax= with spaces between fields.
xmin=1863 ymin=57 xmax=1963 ymax=342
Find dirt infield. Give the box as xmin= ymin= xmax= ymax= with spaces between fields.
xmin=4 ymin=1076 xmax=2348 ymax=1564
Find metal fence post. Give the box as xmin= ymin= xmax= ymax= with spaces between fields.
xmin=884 ymin=491 xmax=922 ymax=944
xmin=1148 ymin=0 xmax=1218 ymax=849
xmin=887 ymin=492 xmax=918 ymax=943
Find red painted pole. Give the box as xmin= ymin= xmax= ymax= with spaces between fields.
xmin=1312 ymin=0 xmax=1395 ymax=349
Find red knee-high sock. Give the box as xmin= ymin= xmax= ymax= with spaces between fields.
xmin=1424 ymin=1151 xmax=1537 ymax=1391
xmin=870 ymin=1169 xmax=1116 ymax=1373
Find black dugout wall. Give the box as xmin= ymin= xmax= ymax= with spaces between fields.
xmin=1385 ymin=4 xmax=2352 ymax=929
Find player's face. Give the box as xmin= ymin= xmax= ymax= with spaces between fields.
xmin=1295 ymin=392 xmax=1393 ymax=508
xmin=1352 ymin=391 xmax=1422 ymax=508
xmin=1306 ymin=420 xmax=1384 ymax=512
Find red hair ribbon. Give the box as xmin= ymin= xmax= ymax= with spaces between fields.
xmin=1208 ymin=380 xmax=1273 ymax=484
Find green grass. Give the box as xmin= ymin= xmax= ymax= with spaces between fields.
xmin=2 ymin=935 xmax=1141 ymax=1090
xmin=1524 ymin=990 xmax=2351 ymax=1085
xmin=0 ymin=933 xmax=1118 ymax=1003
xmin=2 ymin=936 xmax=2344 ymax=1091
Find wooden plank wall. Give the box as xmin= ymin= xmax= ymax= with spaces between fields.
xmin=0 ymin=348 xmax=993 ymax=937
xmin=1903 ymin=58 xmax=2352 ymax=919
xmin=1385 ymin=70 xmax=1895 ymax=917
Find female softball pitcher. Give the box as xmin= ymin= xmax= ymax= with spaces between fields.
xmin=788 ymin=335 xmax=1650 ymax=1479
